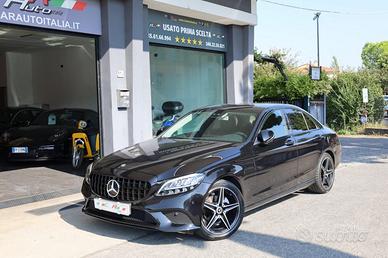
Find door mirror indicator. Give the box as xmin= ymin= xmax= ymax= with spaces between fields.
xmin=257 ymin=130 xmax=275 ymax=145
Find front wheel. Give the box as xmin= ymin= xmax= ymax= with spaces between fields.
xmin=72 ymin=147 xmax=84 ymax=169
xmin=196 ymin=180 xmax=244 ymax=240
xmin=308 ymin=153 xmax=335 ymax=194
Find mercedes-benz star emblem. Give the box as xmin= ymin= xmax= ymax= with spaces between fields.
xmin=107 ymin=179 xmax=120 ymax=198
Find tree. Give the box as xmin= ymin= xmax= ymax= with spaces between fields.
xmin=361 ymin=41 xmax=388 ymax=70
xmin=330 ymin=56 xmax=340 ymax=73
xmin=327 ymin=71 xmax=384 ymax=131
xmin=253 ymin=49 xmax=331 ymax=101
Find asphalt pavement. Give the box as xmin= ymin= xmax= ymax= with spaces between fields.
xmin=0 ymin=136 xmax=387 ymax=258
xmin=0 ymin=158 xmax=85 ymax=208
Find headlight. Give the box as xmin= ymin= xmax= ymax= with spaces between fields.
xmin=156 ymin=174 xmax=205 ymax=196
xmin=0 ymin=132 xmax=10 ymax=144
xmin=85 ymin=163 xmax=94 ymax=183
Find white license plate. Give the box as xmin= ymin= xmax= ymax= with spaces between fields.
xmin=11 ymin=147 xmax=28 ymax=154
xmin=93 ymin=198 xmax=131 ymax=216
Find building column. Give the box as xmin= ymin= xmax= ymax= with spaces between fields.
xmin=99 ymin=0 xmax=152 ymax=156
xmin=124 ymin=1 xmax=153 ymax=145
xmin=226 ymin=25 xmax=254 ymax=105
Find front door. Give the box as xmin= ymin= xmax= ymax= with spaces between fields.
xmin=246 ymin=110 xmax=298 ymax=207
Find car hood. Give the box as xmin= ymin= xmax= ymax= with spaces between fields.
xmin=7 ymin=125 xmax=71 ymax=146
xmin=93 ymin=138 xmax=241 ymax=183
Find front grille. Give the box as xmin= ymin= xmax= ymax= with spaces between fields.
xmin=90 ymin=174 xmax=151 ymax=202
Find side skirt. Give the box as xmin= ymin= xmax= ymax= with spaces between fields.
xmin=244 ymin=178 xmax=315 ymax=213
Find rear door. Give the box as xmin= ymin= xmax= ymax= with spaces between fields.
xmin=248 ymin=110 xmax=298 ymax=206
xmin=284 ymin=109 xmax=323 ymax=180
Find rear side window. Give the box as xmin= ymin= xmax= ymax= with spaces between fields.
xmin=261 ymin=110 xmax=288 ymax=139
xmin=304 ymin=113 xmax=319 ymax=130
xmin=285 ymin=110 xmax=309 ymax=134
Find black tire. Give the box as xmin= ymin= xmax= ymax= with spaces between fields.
xmin=72 ymin=147 xmax=84 ymax=169
xmin=196 ymin=180 xmax=244 ymax=241
xmin=308 ymin=153 xmax=335 ymax=194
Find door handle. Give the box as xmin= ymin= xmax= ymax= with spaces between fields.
xmin=285 ymin=139 xmax=295 ymax=146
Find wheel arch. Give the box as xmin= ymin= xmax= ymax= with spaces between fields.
xmin=219 ymin=175 xmax=243 ymax=195
xmin=324 ymin=149 xmax=335 ymax=165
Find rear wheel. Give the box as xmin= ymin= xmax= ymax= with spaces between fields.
xmin=196 ymin=180 xmax=244 ymax=240
xmin=308 ymin=153 xmax=335 ymax=194
xmin=72 ymin=147 xmax=84 ymax=169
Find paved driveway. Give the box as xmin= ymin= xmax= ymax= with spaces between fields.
xmin=0 ymin=158 xmax=84 ymax=208
xmin=0 ymin=136 xmax=388 ymax=258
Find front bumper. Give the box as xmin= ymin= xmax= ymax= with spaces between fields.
xmin=7 ymin=144 xmax=67 ymax=161
xmin=81 ymin=179 xmax=211 ymax=233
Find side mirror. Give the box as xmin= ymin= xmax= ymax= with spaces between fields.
xmin=257 ymin=130 xmax=275 ymax=145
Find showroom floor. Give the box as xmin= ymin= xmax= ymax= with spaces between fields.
xmin=0 ymin=156 xmax=85 ymax=209
xmin=0 ymin=136 xmax=388 ymax=258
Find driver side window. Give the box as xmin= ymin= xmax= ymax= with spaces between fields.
xmin=261 ymin=110 xmax=288 ymax=139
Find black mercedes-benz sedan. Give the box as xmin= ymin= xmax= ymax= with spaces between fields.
xmin=0 ymin=107 xmax=43 ymax=143
xmin=5 ymin=108 xmax=98 ymax=161
xmin=82 ymin=104 xmax=341 ymax=240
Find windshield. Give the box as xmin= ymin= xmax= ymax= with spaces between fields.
xmin=31 ymin=110 xmax=85 ymax=127
xmin=161 ymin=109 xmax=259 ymax=143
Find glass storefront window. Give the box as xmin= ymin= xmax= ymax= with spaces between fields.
xmin=150 ymin=45 xmax=225 ymax=134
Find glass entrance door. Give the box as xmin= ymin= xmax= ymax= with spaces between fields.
xmin=150 ymin=45 xmax=225 ymax=134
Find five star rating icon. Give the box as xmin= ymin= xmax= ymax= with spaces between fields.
xmin=175 ymin=36 xmax=203 ymax=46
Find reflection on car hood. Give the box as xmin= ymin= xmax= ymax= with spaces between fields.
xmin=7 ymin=125 xmax=71 ymax=146
xmin=93 ymin=138 xmax=241 ymax=182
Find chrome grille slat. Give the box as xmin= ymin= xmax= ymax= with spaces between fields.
xmin=90 ymin=174 xmax=150 ymax=202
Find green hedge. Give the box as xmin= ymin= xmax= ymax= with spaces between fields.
xmin=327 ymin=71 xmax=385 ymax=131
xmin=254 ymin=68 xmax=331 ymax=101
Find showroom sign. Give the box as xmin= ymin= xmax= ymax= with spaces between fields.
xmin=148 ymin=10 xmax=228 ymax=52
xmin=0 ymin=0 xmax=101 ymax=35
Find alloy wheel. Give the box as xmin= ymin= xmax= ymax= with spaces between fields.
xmin=320 ymin=156 xmax=334 ymax=190
xmin=72 ymin=147 xmax=84 ymax=169
xmin=201 ymin=186 xmax=241 ymax=236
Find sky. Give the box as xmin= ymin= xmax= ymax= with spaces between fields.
xmin=254 ymin=0 xmax=388 ymax=69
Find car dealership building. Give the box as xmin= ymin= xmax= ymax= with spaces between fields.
xmin=0 ymin=0 xmax=257 ymax=156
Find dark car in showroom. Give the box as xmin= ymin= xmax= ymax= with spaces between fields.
xmin=0 ymin=107 xmax=43 ymax=145
xmin=5 ymin=108 xmax=98 ymax=161
xmin=82 ymin=104 xmax=341 ymax=240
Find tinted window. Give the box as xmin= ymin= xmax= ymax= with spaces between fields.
xmin=163 ymin=109 xmax=259 ymax=143
xmin=304 ymin=113 xmax=319 ymax=130
xmin=12 ymin=110 xmax=34 ymax=126
xmin=286 ymin=110 xmax=309 ymax=133
xmin=261 ymin=111 xmax=288 ymax=139
xmin=32 ymin=110 xmax=85 ymax=127
xmin=31 ymin=109 xmax=42 ymax=118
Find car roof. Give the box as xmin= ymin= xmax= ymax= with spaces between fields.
xmin=195 ymin=103 xmax=304 ymax=113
